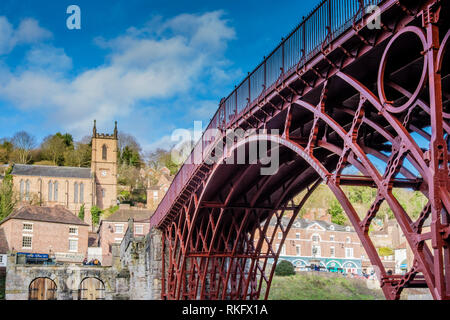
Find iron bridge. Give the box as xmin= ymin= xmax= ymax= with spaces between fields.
xmin=150 ymin=0 xmax=450 ymax=300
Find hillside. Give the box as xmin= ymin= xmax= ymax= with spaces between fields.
xmin=295 ymin=184 xmax=427 ymax=223
xmin=265 ymin=273 xmax=385 ymax=300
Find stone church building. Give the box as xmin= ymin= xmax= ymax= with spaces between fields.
xmin=10 ymin=121 xmax=118 ymax=226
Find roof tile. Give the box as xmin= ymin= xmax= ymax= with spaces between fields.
xmin=12 ymin=164 xmax=92 ymax=179
xmin=0 ymin=205 xmax=89 ymax=226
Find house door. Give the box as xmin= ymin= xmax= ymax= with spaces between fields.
xmin=79 ymin=278 xmax=105 ymax=300
xmin=29 ymin=278 xmax=57 ymax=300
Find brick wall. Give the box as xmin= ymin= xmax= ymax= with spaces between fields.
xmin=98 ymin=220 xmax=150 ymax=266
xmin=262 ymin=222 xmax=365 ymax=260
xmin=1 ymin=219 xmax=88 ymax=257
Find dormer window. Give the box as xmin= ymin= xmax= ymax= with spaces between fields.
xmin=345 ymin=226 xmax=351 ymax=232
xmin=329 ymin=225 xmax=335 ymax=231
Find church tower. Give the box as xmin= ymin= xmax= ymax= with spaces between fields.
xmin=91 ymin=120 xmax=118 ymax=209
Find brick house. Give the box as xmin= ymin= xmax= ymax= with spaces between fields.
xmin=146 ymin=167 xmax=173 ymax=210
xmin=363 ymin=218 xmax=403 ymax=273
xmin=97 ymin=205 xmax=153 ymax=266
xmin=262 ymin=217 xmax=365 ymax=274
xmin=0 ymin=205 xmax=89 ymax=263
xmin=0 ymin=228 xmax=8 ymax=272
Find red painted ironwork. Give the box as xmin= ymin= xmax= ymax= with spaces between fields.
xmin=151 ymin=0 xmax=450 ymax=300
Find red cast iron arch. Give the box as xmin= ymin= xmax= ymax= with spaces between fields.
xmin=156 ymin=0 xmax=449 ymax=300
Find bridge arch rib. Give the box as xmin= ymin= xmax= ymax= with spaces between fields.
xmin=162 ymin=121 xmax=429 ymax=300
xmin=157 ymin=0 xmax=449 ymax=300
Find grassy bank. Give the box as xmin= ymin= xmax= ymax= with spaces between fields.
xmin=265 ymin=273 xmax=385 ymax=300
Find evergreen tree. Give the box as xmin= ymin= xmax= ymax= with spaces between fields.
xmin=90 ymin=206 xmax=102 ymax=226
xmin=328 ymin=198 xmax=347 ymax=225
xmin=0 ymin=167 xmax=17 ymax=220
xmin=275 ymin=260 xmax=296 ymax=276
xmin=78 ymin=204 xmax=85 ymax=221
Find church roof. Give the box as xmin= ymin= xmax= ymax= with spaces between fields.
xmin=12 ymin=164 xmax=92 ymax=179
xmin=0 ymin=205 xmax=89 ymax=227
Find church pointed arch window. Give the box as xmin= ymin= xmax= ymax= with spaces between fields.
xmin=102 ymin=144 xmax=107 ymax=161
xmin=80 ymin=183 xmax=84 ymax=203
xmin=20 ymin=180 xmax=24 ymax=201
xmin=25 ymin=180 xmax=30 ymax=201
xmin=74 ymin=182 xmax=79 ymax=203
xmin=54 ymin=181 xmax=59 ymax=202
xmin=48 ymin=181 xmax=53 ymax=202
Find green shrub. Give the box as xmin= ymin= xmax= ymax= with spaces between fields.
xmin=101 ymin=205 xmax=119 ymax=220
xmin=109 ymin=205 xmax=119 ymax=214
xmin=118 ymin=190 xmax=131 ymax=202
xmin=275 ymin=260 xmax=296 ymax=276
xmin=90 ymin=205 xmax=102 ymax=227
xmin=328 ymin=198 xmax=347 ymax=225
xmin=0 ymin=167 xmax=17 ymax=221
xmin=78 ymin=204 xmax=85 ymax=221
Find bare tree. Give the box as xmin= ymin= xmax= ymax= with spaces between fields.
xmin=64 ymin=142 xmax=92 ymax=167
xmin=41 ymin=135 xmax=66 ymax=165
xmin=118 ymin=132 xmax=141 ymax=154
xmin=80 ymin=135 xmax=92 ymax=145
xmin=11 ymin=131 xmax=36 ymax=164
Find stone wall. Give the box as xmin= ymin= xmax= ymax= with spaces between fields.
xmin=5 ymin=253 xmax=128 ymax=300
xmin=118 ymin=220 xmax=162 ymax=300
xmin=5 ymin=223 xmax=164 ymax=300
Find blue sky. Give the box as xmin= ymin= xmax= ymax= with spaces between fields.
xmin=0 ymin=0 xmax=319 ymax=152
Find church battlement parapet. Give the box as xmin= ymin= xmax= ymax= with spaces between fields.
xmin=95 ymin=133 xmax=117 ymax=139
xmin=93 ymin=120 xmax=118 ymax=140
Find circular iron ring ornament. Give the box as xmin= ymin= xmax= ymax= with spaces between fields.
xmin=437 ymin=29 xmax=450 ymax=119
xmin=377 ymin=26 xmax=428 ymax=113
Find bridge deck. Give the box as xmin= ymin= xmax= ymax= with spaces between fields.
xmin=152 ymin=0 xmax=450 ymax=300
xmin=151 ymin=0 xmax=400 ymax=228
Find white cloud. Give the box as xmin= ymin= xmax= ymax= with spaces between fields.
xmin=161 ymin=11 xmax=236 ymax=52
xmin=0 ymin=17 xmax=52 ymax=55
xmin=144 ymin=134 xmax=177 ymax=152
xmin=0 ymin=11 xmax=240 ymax=144
xmin=15 ymin=19 xmax=52 ymax=44
xmin=25 ymin=45 xmax=72 ymax=72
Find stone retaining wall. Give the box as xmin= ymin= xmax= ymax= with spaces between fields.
xmin=5 ymin=224 xmax=164 ymax=300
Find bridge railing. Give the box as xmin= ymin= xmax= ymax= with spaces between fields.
xmin=151 ymin=0 xmax=384 ymax=227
